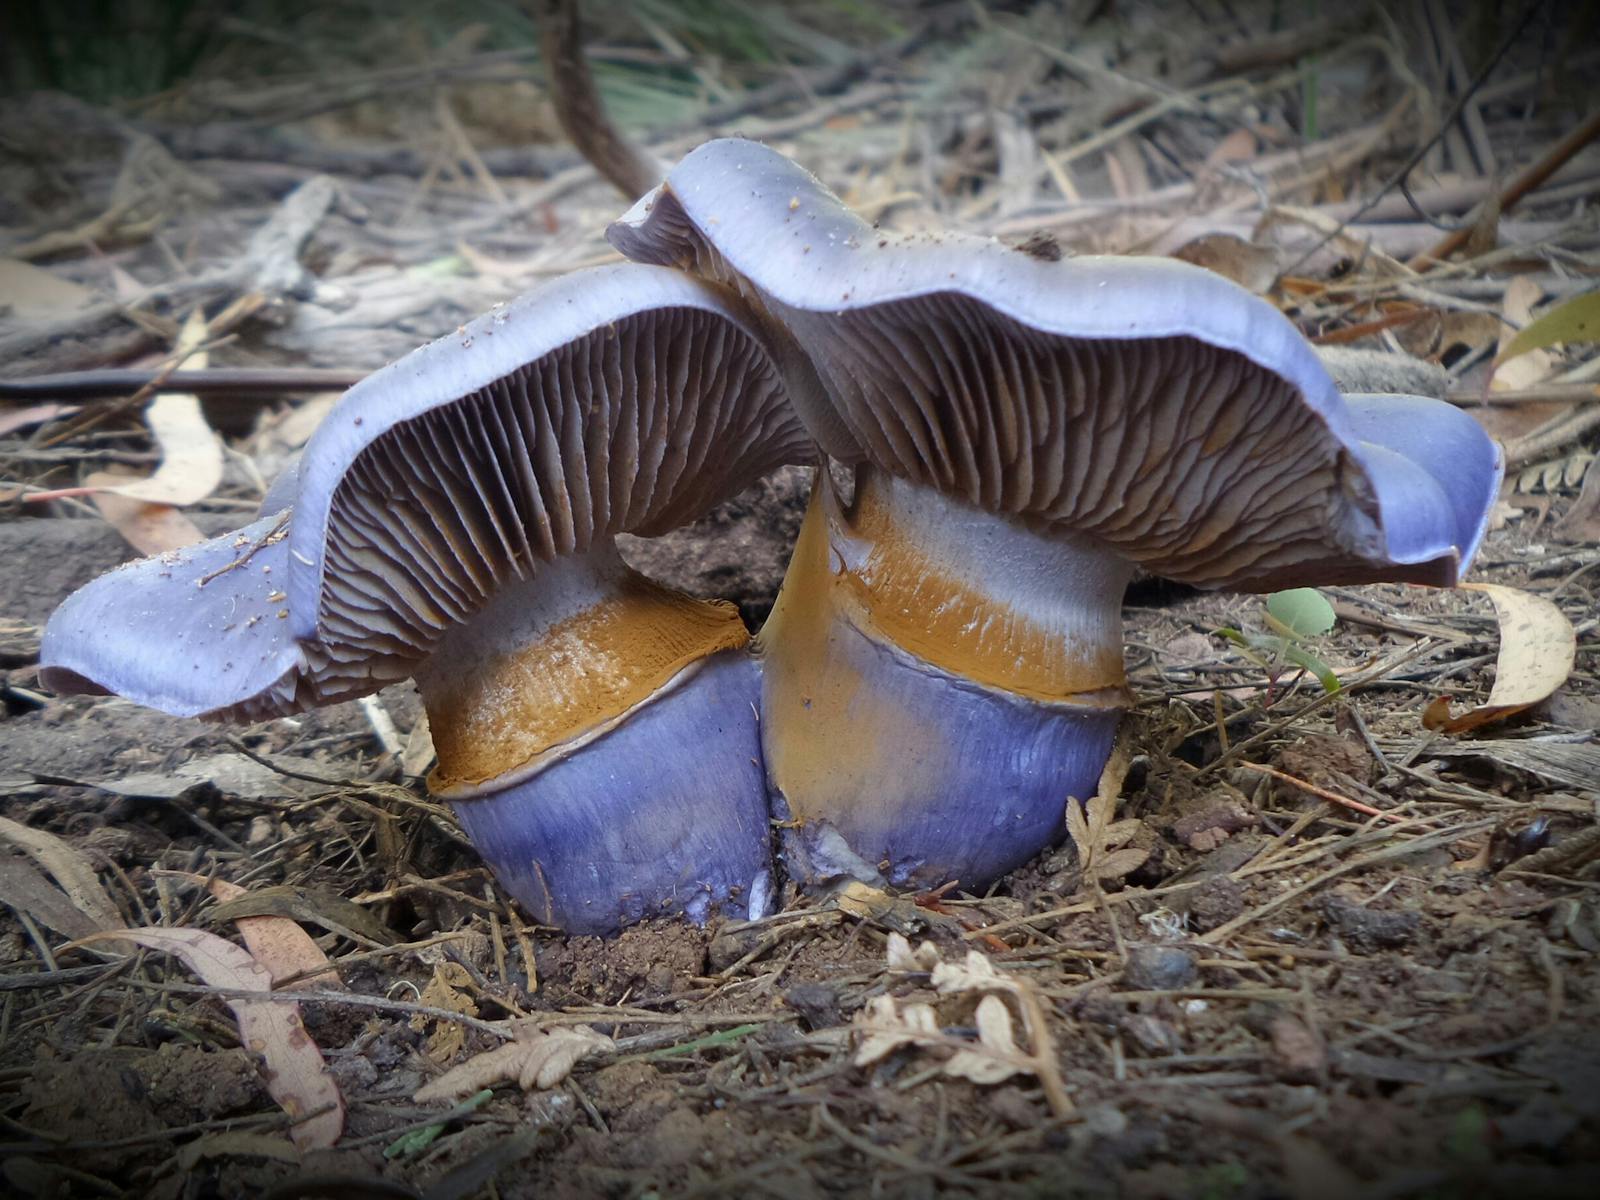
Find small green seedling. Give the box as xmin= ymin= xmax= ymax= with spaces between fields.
xmin=1217 ymin=587 xmax=1341 ymax=699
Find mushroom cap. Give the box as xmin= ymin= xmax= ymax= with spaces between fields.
xmin=609 ymin=138 xmax=1501 ymax=590
xmin=40 ymin=511 xmax=298 ymax=718
xmin=42 ymin=263 xmax=810 ymax=720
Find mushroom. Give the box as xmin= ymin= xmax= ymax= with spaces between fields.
xmin=41 ymin=263 xmax=811 ymax=933
xmin=608 ymin=139 xmax=1503 ymax=890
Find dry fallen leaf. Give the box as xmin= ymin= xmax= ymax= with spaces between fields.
xmin=0 ymin=257 xmax=94 ymax=318
xmin=859 ymin=940 xmax=1074 ymax=1116
xmin=1065 ymin=743 xmax=1148 ymax=882
xmin=74 ymin=926 xmax=344 ymax=1149
xmin=884 ymin=931 xmax=941 ymax=973
xmin=98 ymin=311 xmax=224 ymax=509
xmin=411 ymin=961 xmax=480 ymax=1062
xmin=0 ymin=856 xmax=107 ymax=941
xmin=1170 ymin=233 xmax=1279 ymax=294
xmin=943 ymin=994 xmax=1027 ymax=1085
xmin=0 ymin=817 xmax=123 ymax=933
xmin=1492 ymin=276 xmax=1558 ymax=393
xmin=415 ymin=1024 xmax=613 ymax=1103
xmin=400 ymin=711 xmax=437 ymax=779
xmin=832 ymin=880 xmax=925 ymax=932
xmin=0 ymin=403 xmax=74 ymax=438
xmin=86 ymin=470 xmax=206 ymax=555
xmin=1424 ymin=583 xmax=1577 ymax=733
xmin=1256 ymin=204 xmax=1410 ymax=279
xmin=1200 ymin=127 xmax=1259 ymax=173
xmin=853 ymin=994 xmax=941 ymax=1066
xmin=1498 ymin=287 xmax=1600 ymax=366
xmin=156 ymin=872 xmax=343 ymax=990
xmin=1553 ymin=460 xmax=1600 ymax=544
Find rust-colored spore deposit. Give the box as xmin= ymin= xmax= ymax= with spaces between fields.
xmin=424 ymin=576 xmax=749 ymax=795
xmin=837 ymin=482 xmax=1127 ymax=706
xmin=757 ymin=476 xmax=1128 ymax=828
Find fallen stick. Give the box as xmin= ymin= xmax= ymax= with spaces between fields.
xmin=1410 ymin=110 xmax=1600 ymax=267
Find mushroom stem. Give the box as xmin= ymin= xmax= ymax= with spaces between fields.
xmin=414 ymin=544 xmax=773 ymax=933
xmin=758 ymin=468 xmax=1131 ymax=891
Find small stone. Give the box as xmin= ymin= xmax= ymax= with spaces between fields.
xmin=1269 ymin=1014 xmax=1325 ymax=1081
xmin=246 ymin=815 xmax=275 ymax=847
xmin=1080 ymin=1103 xmax=1129 ymax=1138
xmin=644 ymin=963 xmax=675 ymax=995
xmin=1321 ymin=896 xmax=1422 ymax=953
xmin=985 ymin=1086 xmax=1038 ymax=1129
xmin=1181 ymin=876 xmax=1245 ymax=932
xmin=1122 ymin=944 xmax=1198 ymax=990
xmin=783 ymin=982 xmax=842 ymax=1031
xmin=1121 ymin=1012 xmax=1181 ymax=1054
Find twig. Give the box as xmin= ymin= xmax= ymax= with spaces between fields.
xmin=222 ymin=735 xmax=350 ymax=787
xmin=124 ymin=977 xmax=515 ymax=1037
xmin=1276 ymin=0 xmax=1545 ymax=281
xmin=1504 ymin=404 xmax=1600 ymax=466
xmin=1448 ymin=382 xmax=1600 ymax=407
xmin=1199 ymin=819 xmax=1496 ymax=944
xmin=0 ymin=367 xmax=364 ymax=402
xmin=1234 ymin=761 xmax=1405 ymax=823
xmin=0 ymin=964 xmax=118 ymax=991
xmin=1410 ymin=109 xmax=1600 ymax=266
xmin=534 ymin=0 xmax=657 ymax=199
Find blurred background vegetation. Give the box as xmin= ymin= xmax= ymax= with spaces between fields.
xmin=0 ymin=0 xmax=903 ymax=126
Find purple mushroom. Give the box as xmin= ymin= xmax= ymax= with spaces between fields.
xmin=609 ymin=139 xmax=1503 ymax=891
xmin=41 ymin=263 xmax=811 ymax=934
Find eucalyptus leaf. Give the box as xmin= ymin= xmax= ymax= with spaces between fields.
xmin=1497 ymin=289 xmax=1600 ymax=363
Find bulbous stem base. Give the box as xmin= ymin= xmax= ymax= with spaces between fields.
xmin=416 ymin=546 xmax=771 ymax=934
xmin=759 ymin=468 xmax=1132 ymax=891
xmin=450 ymin=650 xmax=773 ymax=935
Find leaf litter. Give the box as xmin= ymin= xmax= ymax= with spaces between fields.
xmin=73 ymin=926 xmax=345 ymax=1150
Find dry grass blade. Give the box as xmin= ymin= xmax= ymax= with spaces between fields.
xmin=0 ymin=855 xmax=107 ymax=942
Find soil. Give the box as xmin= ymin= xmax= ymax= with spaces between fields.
xmin=3 ymin=502 xmax=1597 ymax=1198
xmin=2 ymin=4 xmax=1599 ymax=1197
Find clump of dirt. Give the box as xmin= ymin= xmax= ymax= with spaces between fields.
xmin=1276 ymin=732 xmax=1375 ymax=788
xmin=21 ymin=1051 xmax=163 ymax=1166
xmin=534 ymin=921 xmax=709 ymax=1004
xmin=139 ymin=1044 xmax=265 ymax=1124
xmin=1321 ymin=892 xmax=1425 ymax=953
xmin=20 ymin=1045 xmax=261 ymax=1168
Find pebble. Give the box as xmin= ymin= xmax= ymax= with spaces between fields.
xmin=1123 ymin=944 xmax=1198 ymax=990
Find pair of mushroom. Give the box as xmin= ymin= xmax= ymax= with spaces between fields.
xmin=43 ymin=140 xmax=1502 ymax=934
